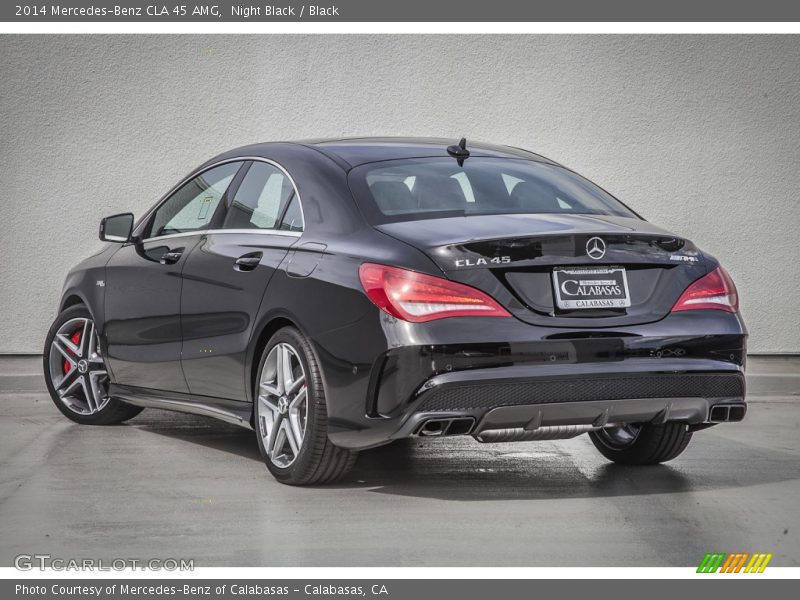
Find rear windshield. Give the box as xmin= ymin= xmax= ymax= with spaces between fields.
xmin=348 ymin=157 xmax=638 ymax=224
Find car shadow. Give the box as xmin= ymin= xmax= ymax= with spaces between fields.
xmin=335 ymin=436 xmax=800 ymax=501
xmin=127 ymin=410 xmax=800 ymax=502
xmin=129 ymin=409 xmax=263 ymax=462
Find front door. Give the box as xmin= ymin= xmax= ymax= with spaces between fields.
xmin=103 ymin=161 xmax=244 ymax=392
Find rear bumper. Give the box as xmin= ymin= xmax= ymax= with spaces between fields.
xmin=330 ymin=360 xmax=745 ymax=449
xmin=391 ymin=369 xmax=745 ymax=441
xmin=319 ymin=310 xmax=747 ymax=450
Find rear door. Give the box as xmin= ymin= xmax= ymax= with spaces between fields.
xmin=180 ymin=160 xmax=303 ymax=401
xmin=104 ymin=161 xmax=244 ymax=391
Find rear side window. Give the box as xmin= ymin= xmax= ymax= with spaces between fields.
xmin=223 ymin=161 xmax=299 ymax=230
xmin=279 ymin=197 xmax=303 ymax=232
xmin=349 ymin=157 xmax=638 ymax=224
xmin=148 ymin=162 xmax=241 ymax=238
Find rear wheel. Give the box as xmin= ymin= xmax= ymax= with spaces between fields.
xmin=254 ymin=326 xmax=357 ymax=485
xmin=43 ymin=305 xmax=144 ymax=425
xmin=588 ymin=422 xmax=693 ymax=465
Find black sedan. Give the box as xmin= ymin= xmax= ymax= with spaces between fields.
xmin=43 ymin=137 xmax=747 ymax=485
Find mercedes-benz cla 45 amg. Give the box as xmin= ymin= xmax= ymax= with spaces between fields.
xmin=44 ymin=138 xmax=747 ymax=485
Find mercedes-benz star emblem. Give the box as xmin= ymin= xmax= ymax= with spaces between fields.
xmin=278 ymin=396 xmax=289 ymax=415
xmin=586 ymin=237 xmax=606 ymax=260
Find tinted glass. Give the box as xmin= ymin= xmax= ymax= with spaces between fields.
xmin=148 ymin=162 xmax=241 ymax=238
xmin=279 ymin=196 xmax=303 ymax=232
xmin=223 ymin=162 xmax=297 ymax=230
xmin=350 ymin=158 xmax=638 ymax=223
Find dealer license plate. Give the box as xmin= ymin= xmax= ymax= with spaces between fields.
xmin=552 ymin=267 xmax=631 ymax=309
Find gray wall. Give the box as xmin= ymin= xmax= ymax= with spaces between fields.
xmin=1 ymin=35 xmax=798 ymax=354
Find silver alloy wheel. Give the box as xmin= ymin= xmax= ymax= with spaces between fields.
xmin=48 ymin=317 xmax=110 ymax=415
xmin=596 ymin=424 xmax=643 ymax=449
xmin=257 ymin=342 xmax=309 ymax=468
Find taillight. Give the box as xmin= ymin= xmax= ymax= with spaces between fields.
xmin=358 ymin=263 xmax=511 ymax=322
xmin=672 ymin=267 xmax=739 ymax=313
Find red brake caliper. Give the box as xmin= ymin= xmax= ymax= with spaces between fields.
xmin=63 ymin=330 xmax=82 ymax=375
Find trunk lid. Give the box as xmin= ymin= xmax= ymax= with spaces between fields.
xmin=377 ymin=214 xmax=708 ymax=328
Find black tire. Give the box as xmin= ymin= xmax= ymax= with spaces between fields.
xmin=43 ymin=304 xmax=144 ymax=425
xmin=588 ymin=422 xmax=693 ymax=465
xmin=254 ymin=326 xmax=357 ymax=485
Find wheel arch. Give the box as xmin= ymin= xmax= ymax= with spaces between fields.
xmin=57 ymin=290 xmax=103 ymax=332
xmin=60 ymin=294 xmax=87 ymax=312
xmin=246 ymin=314 xmax=303 ymax=424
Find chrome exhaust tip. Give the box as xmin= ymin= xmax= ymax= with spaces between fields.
xmin=418 ymin=420 xmax=445 ymax=437
xmin=416 ymin=417 xmax=476 ymax=437
xmin=709 ymin=405 xmax=729 ymax=423
xmin=709 ymin=403 xmax=747 ymax=423
xmin=728 ymin=404 xmax=747 ymax=422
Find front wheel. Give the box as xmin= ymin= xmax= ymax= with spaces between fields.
xmin=588 ymin=422 xmax=693 ymax=465
xmin=43 ymin=305 xmax=144 ymax=425
xmin=254 ymin=326 xmax=357 ymax=485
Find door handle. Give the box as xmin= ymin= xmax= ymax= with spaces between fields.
xmin=235 ymin=252 xmax=263 ymax=272
xmin=159 ymin=249 xmax=184 ymax=265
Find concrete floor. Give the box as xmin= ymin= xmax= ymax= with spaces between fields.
xmin=0 ymin=357 xmax=798 ymax=567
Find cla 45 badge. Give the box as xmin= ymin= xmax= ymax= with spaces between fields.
xmin=455 ymin=256 xmax=511 ymax=268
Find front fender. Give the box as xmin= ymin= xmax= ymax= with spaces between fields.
xmin=57 ymin=245 xmax=119 ymax=334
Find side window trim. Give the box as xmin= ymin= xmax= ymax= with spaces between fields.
xmin=135 ymin=157 xmax=304 ymax=242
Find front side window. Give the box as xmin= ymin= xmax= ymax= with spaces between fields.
xmin=349 ymin=157 xmax=639 ymax=224
xmin=222 ymin=162 xmax=300 ymax=231
xmin=147 ymin=162 xmax=241 ymax=238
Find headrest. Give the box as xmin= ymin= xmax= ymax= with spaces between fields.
xmin=370 ymin=180 xmax=417 ymax=213
xmin=509 ymin=181 xmax=561 ymax=212
xmin=416 ymin=176 xmax=465 ymax=210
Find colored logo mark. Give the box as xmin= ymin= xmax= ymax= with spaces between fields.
xmin=697 ymin=552 xmax=773 ymax=573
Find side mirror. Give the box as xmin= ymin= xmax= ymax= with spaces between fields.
xmin=99 ymin=213 xmax=134 ymax=243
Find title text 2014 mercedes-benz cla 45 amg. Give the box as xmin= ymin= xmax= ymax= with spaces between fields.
xmin=43 ymin=138 xmax=747 ymax=485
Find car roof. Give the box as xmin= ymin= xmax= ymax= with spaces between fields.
xmin=299 ymin=137 xmax=560 ymax=168
xmin=214 ymin=137 xmax=561 ymax=171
